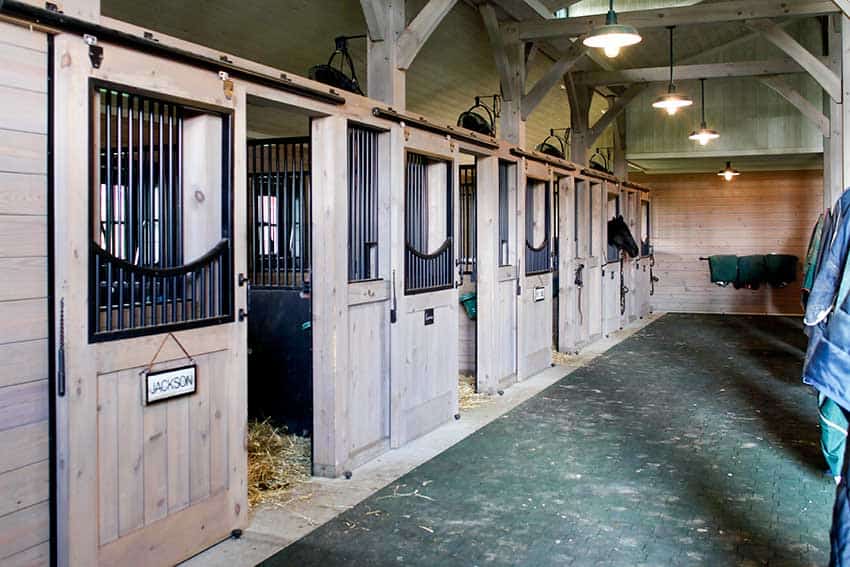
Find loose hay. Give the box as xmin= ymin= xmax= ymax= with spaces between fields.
xmin=247 ymin=419 xmax=311 ymax=507
xmin=552 ymin=350 xmax=573 ymax=365
xmin=458 ymin=374 xmax=490 ymax=410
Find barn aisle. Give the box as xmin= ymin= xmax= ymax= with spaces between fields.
xmin=261 ymin=314 xmax=832 ymax=566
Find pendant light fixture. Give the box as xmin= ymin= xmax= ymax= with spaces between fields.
xmin=717 ymin=161 xmax=740 ymax=181
xmin=652 ymin=26 xmax=692 ymax=115
xmin=582 ymin=0 xmax=642 ymax=58
xmin=689 ymin=79 xmax=720 ymax=145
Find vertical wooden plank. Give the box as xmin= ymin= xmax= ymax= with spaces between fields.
xmin=117 ymin=369 xmax=144 ymax=536
xmin=97 ymin=374 xmax=119 ymax=545
xmin=188 ymin=362 xmax=211 ymax=503
xmin=143 ymin=402 xmax=168 ymax=524
xmin=166 ymin=396 xmax=190 ymax=512
xmin=209 ymin=352 xmax=228 ymax=494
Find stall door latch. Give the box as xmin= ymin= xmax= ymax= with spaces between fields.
xmin=83 ymin=35 xmax=103 ymax=69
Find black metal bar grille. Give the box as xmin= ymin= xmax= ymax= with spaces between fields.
xmin=525 ymin=180 xmax=552 ymax=276
xmin=247 ymin=137 xmax=311 ymax=290
xmin=90 ymin=86 xmax=232 ymax=341
xmin=348 ymin=125 xmax=380 ymax=282
xmin=405 ymin=153 xmax=454 ymax=295
xmin=498 ymin=161 xmax=510 ymax=266
xmin=459 ymin=164 xmax=476 ymax=280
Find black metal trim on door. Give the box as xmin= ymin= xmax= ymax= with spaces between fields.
xmin=46 ymin=33 xmax=58 ymax=567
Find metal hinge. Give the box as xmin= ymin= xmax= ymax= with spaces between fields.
xmin=84 ymin=34 xmax=103 ymax=68
xmin=57 ymin=298 xmax=66 ymax=397
xmin=219 ymin=71 xmax=234 ymax=100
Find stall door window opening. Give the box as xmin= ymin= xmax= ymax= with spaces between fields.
xmin=498 ymin=161 xmax=512 ymax=266
xmin=641 ymin=199 xmax=651 ymax=256
xmin=404 ymin=153 xmax=454 ymax=294
xmin=606 ymin=192 xmax=620 ymax=262
xmin=247 ymin=138 xmax=311 ymax=289
xmin=348 ymin=125 xmax=380 ymax=282
xmin=525 ymin=179 xmax=552 ymax=276
xmin=90 ymin=86 xmax=233 ymax=341
xmin=459 ymin=164 xmax=477 ymax=281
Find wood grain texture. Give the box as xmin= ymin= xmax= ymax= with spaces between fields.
xmin=0 ymin=501 xmax=49 ymax=561
xmin=632 ymin=170 xmax=822 ymax=315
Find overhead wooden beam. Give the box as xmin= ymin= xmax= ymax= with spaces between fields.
xmin=515 ymin=0 xmax=838 ymax=41
xmin=758 ymin=75 xmax=830 ymax=137
xmin=831 ymin=0 xmax=850 ymax=17
xmin=573 ymin=58 xmax=807 ymax=86
xmin=480 ymin=3 xmax=518 ymax=100
xmin=747 ymin=18 xmax=841 ymax=102
xmin=360 ymin=0 xmax=385 ymax=41
xmin=521 ymin=38 xmax=588 ymax=119
xmin=397 ymin=0 xmax=459 ymax=69
xmin=588 ymin=84 xmax=645 ymax=143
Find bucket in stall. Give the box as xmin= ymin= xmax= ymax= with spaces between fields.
xmin=460 ymin=292 xmax=477 ymax=320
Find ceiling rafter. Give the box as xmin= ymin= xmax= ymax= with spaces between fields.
xmin=746 ymin=18 xmax=841 ymax=102
xmin=571 ymin=58 xmax=809 ymax=86
xmin=512 ymin=0 xmax=838 ymax=41
xmin=397 ymin=0 xmax=460 ymax=70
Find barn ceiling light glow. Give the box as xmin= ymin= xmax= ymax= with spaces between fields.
xmin=689 ymin=79 xmax=720 ymax=145
xmin=653 ymin=26 xmax=692 ymax=115
xmin=718 ymin=161 xmax=740 ymax=181
xmin=582 ymin=0 xmax=642 ymax=58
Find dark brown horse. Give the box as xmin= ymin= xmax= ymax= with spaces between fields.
xmin=608 ymin=215 xmax=639 ymax=258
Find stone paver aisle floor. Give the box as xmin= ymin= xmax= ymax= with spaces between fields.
xmin=261 ymin=314 xmax=833 ymax=566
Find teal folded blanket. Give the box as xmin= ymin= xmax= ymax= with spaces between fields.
xmin=708 ymin=255 xmax=738 ymax=286
xmin=764 ymin=254 xmax=798 ymax=287
xmin=736 ymin=255 xmax=767 ymax=290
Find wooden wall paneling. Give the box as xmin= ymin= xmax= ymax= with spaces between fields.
xmin=0 ymin=501 xmax=50 ymax=561
xmin=633 ymin=170 xmax=820 ymax=315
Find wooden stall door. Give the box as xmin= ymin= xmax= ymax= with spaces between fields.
xmin=516 ymin=165 xmax=553 ymax=380
xmin=53 ymin=36 xmax=246 ymax=567
xmin=389 ymin=130 xmax=459 ymax=447
xmin=476 ymin=157 xmax=518 ymax=393
xmin=557 ymin=176 xmax=578 ymax=353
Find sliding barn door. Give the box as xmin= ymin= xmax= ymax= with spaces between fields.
xmin=53 ymin=36 xmax=247 ymax=566
xmin=517 ymin=164 xmax=554 ymax=379
xmin=476 ymin=157 xmax=518 ymax=393
xmin=389 ymin=131 xmax=459 ymax=447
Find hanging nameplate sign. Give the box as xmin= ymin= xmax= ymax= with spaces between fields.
xmin=140 ymin=332 xmax=198 ymax=405
xmin=146 ymin=365 xmax=197 ymax=404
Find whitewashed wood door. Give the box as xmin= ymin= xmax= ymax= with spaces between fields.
xmin=53 ymin=35 xmax=247 ymax=567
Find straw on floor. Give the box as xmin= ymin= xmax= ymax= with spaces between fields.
xmin=458 ymin=374 xmax=491 ymax=410
xmin=247 ymin=419 xmax=312 ymax=507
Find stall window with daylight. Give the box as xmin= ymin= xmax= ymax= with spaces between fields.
xmin=348 ymin=125 xmax=380 ymax=282
xmin=404 ymin=153 xmax=454 ymax=294
xmin=525 ymin=179 xmax=551 ymax=275
xmin=90 ymin=85 xmax=233 ymax=341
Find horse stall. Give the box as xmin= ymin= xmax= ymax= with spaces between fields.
xmin=457 ymin=159 xmax=477 ymax=394
xmin=602 ymin=182 xmax=622 ymax=336
xmin=245 ymin=106 xmax=314 ymax=442
xmin=516 ymin=159 xmax=554 ymax=379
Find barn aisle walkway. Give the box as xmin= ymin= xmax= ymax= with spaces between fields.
xmin=261 ymin=314 xmax=832 ymax=566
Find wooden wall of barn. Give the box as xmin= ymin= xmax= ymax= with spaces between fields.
xmin=0 ymin=22 xmax=51 ymax=567
xmin=632 ymin=170 xmax=822 ymax=316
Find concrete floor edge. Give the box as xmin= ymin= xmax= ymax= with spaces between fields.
xmin=181 ymin=313 xmax=665 ymax=567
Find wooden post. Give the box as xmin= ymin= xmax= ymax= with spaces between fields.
xmin=613 ymin=103 xmax=628 ymax=179
xmin=310 ymin=115 xmax=350 ymax=477
xmin=366 ymin=0 xmax=406 ymax=107
xmin=824 ymin=14 xmax=845 ymax=208
xmin=495 ymin=23 xmax=527 ymax=146
xmin=565 ymin=75 xmax=592 ymax=165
